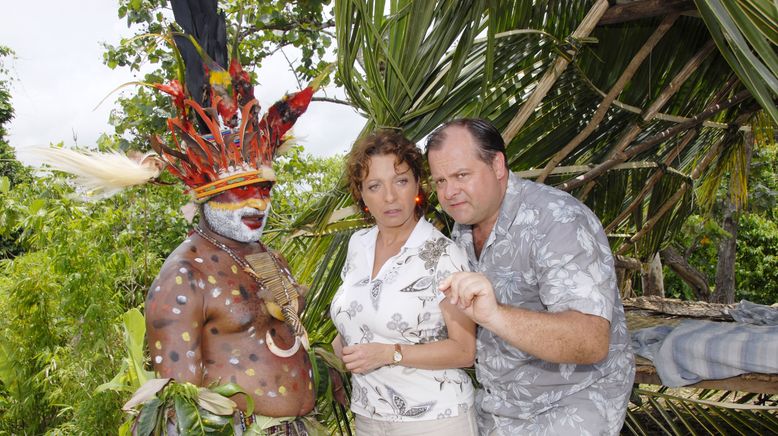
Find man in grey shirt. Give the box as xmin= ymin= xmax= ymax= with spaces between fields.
xmin=427 ymin=118 xmax=634 ymax=435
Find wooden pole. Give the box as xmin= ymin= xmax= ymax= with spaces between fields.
xmin=536 ymin=14 xmax=679 ymax=184
xmin=501 ymin=0 xmax=609 ymax=144
xmin=568 ymin=40 xmax=717 ymax=198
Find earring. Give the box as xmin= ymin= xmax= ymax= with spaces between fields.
xmin=415 ymin=196 xmax=421 ymax=204
xmin=364 ymin=206 xmax=370 ymax=212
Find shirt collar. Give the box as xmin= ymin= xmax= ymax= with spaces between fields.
xmin=357 ymin=218 xmax=434 ymax=251
xmin=494 ymin=172 xmax=524 ymax=236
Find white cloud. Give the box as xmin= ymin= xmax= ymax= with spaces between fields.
xmin=1 ymin=0 xmax=363 ymax=162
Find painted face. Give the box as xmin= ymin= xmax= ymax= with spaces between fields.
xmin=360 ymin=154 xmax=419 ymax=232
xmin=202 ymin=182 xmax=273 ymax=242
xmin=428 ymin=126 xmax=506 ymax=230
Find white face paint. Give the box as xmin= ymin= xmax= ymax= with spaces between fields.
xmin=202 ymin=202 xmax=271 ymax=242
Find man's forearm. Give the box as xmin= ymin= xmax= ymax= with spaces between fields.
xmin=481 ymin=305 xmax=610 ymax=365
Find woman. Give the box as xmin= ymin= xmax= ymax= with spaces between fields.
xmin=330 ymin=130 xmax=478 ymax=435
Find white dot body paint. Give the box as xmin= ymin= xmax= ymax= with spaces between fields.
xmin=172 ymin=308 xmax=181 ymax=315
xmin=186 ymin=351 xmax=195 ymax=359
xmin=267 ymin=391 xmax=278 ymax=398
xmin=155 ymin=356 xmax=163 ymax=364
xmin=229 ymin=357 xmax=239 ymax=365
xmin=211 ymin=288 xmax=222 ymax=298
xmin=176 ymin=295 xmax=188 ymax=304
xmin=195 ymin=258 xmax=204 ymax=263
xmin=179 ymin=267 xmax=188 ymax=274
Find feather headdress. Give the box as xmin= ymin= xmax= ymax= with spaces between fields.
xmin=36 ymin=0 xmax=319 ymax=202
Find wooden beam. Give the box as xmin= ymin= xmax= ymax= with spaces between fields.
xmin=600 ymin=0 xmax=696 ymax=25
xmin=635 ymin=363 xmax=778 ymax=395
xmin=501 ymin=0 xmax=609 ymax=144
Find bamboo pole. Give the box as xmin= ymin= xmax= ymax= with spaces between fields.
xmin=616 ymin=185 xmax=689 ymax=255
xmin=568 ymin=40 xmax=717 ymax=198
xmin=536 ymin=14 xmax=679 ymax=183
xmin=501 ymin=0 xmax=609 ymax=144
xmin=604 ymin=128 xmax=698 ymax=233
xmin=614 ymin=121 xmax=744 ymax=256
xmin=557 ymin=88 xmax=750 ymax=192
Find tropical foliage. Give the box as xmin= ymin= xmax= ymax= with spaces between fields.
xmin=664 ymin=139 xmax=778 ymax=304
xmin=1 ymin=0 xmax=777 ymax=434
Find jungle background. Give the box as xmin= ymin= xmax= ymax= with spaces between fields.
xmin=1 ymin=0 xmax=776 ymax=434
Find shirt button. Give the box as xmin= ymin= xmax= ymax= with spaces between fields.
xmin=486 ymin=388 xmax=492 ymax=394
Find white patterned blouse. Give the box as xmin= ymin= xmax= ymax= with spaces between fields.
xmin=330 ymin=218 xmax=474 ymax=422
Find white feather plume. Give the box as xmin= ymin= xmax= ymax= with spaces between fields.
xmin=29 ymin=147 xmax=163 ymax=200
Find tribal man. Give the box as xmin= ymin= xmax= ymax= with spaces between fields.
xmin=139 ymin=1 xmax=322 ymax=432
xmin=145 ymin=174 xmax=316 ymax=433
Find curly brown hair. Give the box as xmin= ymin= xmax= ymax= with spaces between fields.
xmin=346 ymin=129 xmax=428 ymax=220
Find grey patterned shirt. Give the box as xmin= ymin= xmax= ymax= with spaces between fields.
xmin=451 ymin=173 xmax=634 ymax=436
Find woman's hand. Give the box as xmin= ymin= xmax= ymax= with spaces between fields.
xmin=341 ymin=343 xmax=393 ymax=374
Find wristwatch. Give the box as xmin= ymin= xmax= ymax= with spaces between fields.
xmin=392 ymin=344 xmax=403 ymax=364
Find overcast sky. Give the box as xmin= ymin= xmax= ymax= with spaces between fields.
xmin=1 ymin=1 xmax=364 ymax=163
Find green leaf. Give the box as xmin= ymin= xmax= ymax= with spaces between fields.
xmin=135 ymin=397 xmax=162 ymax=436
xmin=174 ymin=396 xmax=205 ymax=435
xmin=210 ymin=382 xmax=254 ymax=416
xmin=28 ymin=198 xmax=46 ymax=216
xmin=123 ymin=308 xmax=154 ymax=388
xmin=0 ymin=176 xmax=9 ymax=193
xmin=196 ymin=387 xmax=237 ymax=415
xmin=198 ymin=408 xmax=233 ymax=435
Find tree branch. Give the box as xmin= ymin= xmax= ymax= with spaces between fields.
xmin=571 ymin=39 xmax=717 ymax=198
xmin=311 ymin=96 xmax=355 ymax=107
xmin=239 ymin=19 xmax=335 ymax=39
xmin=660 ymin=246 xmax=710 ymax=301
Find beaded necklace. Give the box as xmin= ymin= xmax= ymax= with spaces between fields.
xmin=192 ymin=225 xmax=306 ymax=340
xmin=193 ymin=225 xmax=261 ymax=281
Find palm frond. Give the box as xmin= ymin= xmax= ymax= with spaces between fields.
xmin=625 ymin=387 xmax=778 ymax=435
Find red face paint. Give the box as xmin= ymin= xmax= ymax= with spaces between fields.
xmin=211 ymin=181 xmax=273 ymax=204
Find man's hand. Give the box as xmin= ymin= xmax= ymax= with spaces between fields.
xmin=438 ymin=272 xmax=500 ymax=327
xmin=341 ymin=343 xmax=393 ymax=374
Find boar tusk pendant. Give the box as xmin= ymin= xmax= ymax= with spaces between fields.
xmin=265 ymin=330 xmax=301 ymax=358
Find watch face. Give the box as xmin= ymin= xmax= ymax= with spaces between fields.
xmin=393 ymin=351 xmax=402 ymax=363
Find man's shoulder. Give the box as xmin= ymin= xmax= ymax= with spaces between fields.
xmin=509 ymin=174 xmax=601 ymax=228
xmin=511 ymin=174 xmax=581 ymax=207
xmin=156 ymin=236 xmax=213 ymax=275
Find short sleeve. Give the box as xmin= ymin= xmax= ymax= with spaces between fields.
xmin=533 ymin=198 xmax=617 ymax=322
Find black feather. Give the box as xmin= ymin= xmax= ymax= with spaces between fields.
xmin=170 ymin=0 xmax=228 ymax=132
